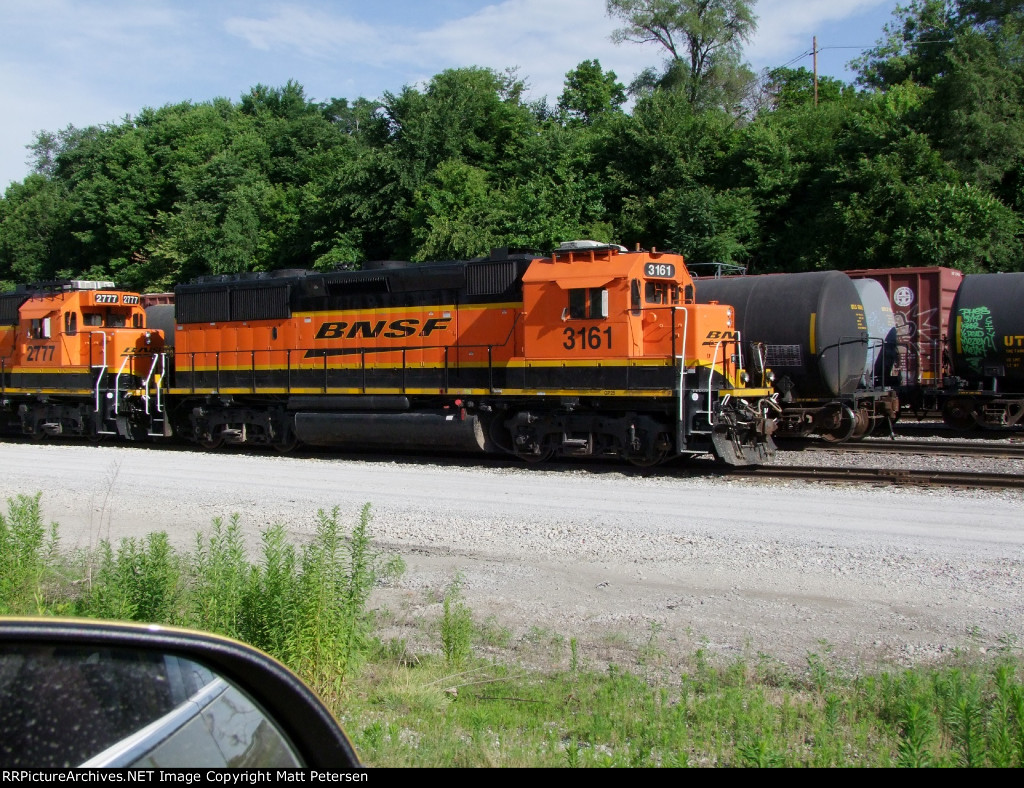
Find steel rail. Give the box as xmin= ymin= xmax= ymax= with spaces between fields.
xmin=724 ymin=465 xmax=1024 ymax=490
xmin=791 ymin=439 xmax=1024 ymax=460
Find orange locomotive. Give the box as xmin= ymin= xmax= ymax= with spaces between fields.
xmin=0 ymin=280 xmax=166 ymax=439
xmin=1 ymin=243 xmax=779 ymax=466
xmin=163 ymin=242 xmax=777 ymax=465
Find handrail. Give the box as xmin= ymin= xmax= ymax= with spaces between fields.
xmin=90 ymin=332 xmax=108 ymax=414
xmin=140 ymin=353 xmax=166 ymax=415
xmin=112 ymin=356 xmax=132 ymax=415
xmin=672 ymin=306 xmax=689 ymax=450
xmin=708 ymin=339 xmax=727 ymax=422
xmin=175 ymin=315 xmax=524 ymax=396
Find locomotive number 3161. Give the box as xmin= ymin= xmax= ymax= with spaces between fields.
xmin=563 ymin=326 xmax=612 ymax=350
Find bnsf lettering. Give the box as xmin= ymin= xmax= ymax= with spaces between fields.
xmin=315 ymin=317 xmax=452 ymax=341
xmin=704 ymin=331 xmax=739 ymax=340
xmin=351 ymin=320 xmax=387 ymax=338
xmin=384 ymin=318 xmax=419 ymax=338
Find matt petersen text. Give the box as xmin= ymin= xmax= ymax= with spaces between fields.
xmin=2 ymin=773 xmax=367 ymax=785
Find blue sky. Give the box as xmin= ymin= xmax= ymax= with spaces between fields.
xmin=0 ymin=0 xmax=901 ymax=190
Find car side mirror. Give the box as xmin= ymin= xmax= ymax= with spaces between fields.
xmin=0 ymin=618 xmax=361 ymax=770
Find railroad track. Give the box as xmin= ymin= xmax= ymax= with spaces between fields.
xmin=723 ymin=464 xmax=1024 ymax=490
xmin=781 ymin=438 xmax=1024 ymax=460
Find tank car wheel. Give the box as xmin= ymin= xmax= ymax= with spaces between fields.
xmin=846 ymin=409 xmax=874 ymax=441
xmin=942 ymin=399 xmax=979 ymax=431
xmin=274 ymin=435 xmax=299 ymax=454
xmin=819 ymin=405 xmax=858 ymax=443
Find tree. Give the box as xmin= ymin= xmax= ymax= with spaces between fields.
xmin=853 ymin=1 xmax=1024 ymax=200
xmin=558 ymin=60 xmax=627 ymax=124
xmin=0 ymin=175 xmax=70 ymax=285
xmin=606 ymin=0 xmax=757 ymax=108
xmin=853 ymin=0 xmax=964 ymax=90
xmin=753 ymin=67 xmax=858 ymax=113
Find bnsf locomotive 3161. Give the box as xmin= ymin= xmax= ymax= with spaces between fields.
xmin=1 ymin=243 xmax=779 ymax=466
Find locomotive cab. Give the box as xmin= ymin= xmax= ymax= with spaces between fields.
xmin=513 ymin=242 xmax=778 ymax=465
xmin=0 ymin=281 xmax=166 ymax=440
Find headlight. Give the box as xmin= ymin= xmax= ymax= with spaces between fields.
xmin=740 ymin=371 xmax=750 ymax=385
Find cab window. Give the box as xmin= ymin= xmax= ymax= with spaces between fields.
xmin=83 ymin=313 xmax=103 ymax=327
xmin=645 ymin=281 xmax=681 ymax=305
xmin=568 ymin=288 xmax=608 ymax=319
xmin=64 ymin=312 xmax=78 ymax=335
xmin=30 ymin=318 xmax=51 ymax=339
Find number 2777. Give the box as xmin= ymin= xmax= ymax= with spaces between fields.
xmin=26 ymin=345 xmax=56 ymax=361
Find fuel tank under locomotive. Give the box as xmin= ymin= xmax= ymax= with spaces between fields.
xmin=695 ymin=271 xmax=868 ymax=400
xmin=290 ymin=396 xmax=497 ymax=453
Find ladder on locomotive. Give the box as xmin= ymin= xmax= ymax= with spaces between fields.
xmin=92 ymin=346 xmax=168 ymax=438
xmin=674 ymin=306 xmax=745 ymax=452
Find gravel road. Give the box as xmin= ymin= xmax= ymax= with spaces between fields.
xmin=1 ymin=441 xmax=1021 ymax=673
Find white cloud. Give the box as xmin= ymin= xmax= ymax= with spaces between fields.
xmin=0 ymin=0 xmax=899 ymax=189
xmin=224 ymin=6 xmax=382 ymax=59
xmin=220 ymin=0 xmax=653 ymax=102
xmin=749 ymin=0 xmax=895 ymax=63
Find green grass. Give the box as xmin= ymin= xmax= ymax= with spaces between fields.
xmin=2 ymin=492 xmax=1023 ymax=768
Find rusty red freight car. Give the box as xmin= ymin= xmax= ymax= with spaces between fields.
xmin=846 ymin=267 xmax=963 ymax=412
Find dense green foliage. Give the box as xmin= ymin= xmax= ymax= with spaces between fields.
xmin=1 ymin=1 xmax=1022 ymax=292
xmin=2 ymin=492 xmax=1023 ymax=768
xmin=0 ymin=492 xmax=383 ymax=700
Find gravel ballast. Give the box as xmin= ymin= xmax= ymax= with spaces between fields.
xmin=0 ymin=441 xmax=1020 ymax=671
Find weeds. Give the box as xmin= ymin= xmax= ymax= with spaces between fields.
xmin=441 ymin=572 xmax=474 ymax=667
xmin=0 ymin=493 xmax=59 ymax=614
xmin=2 ymin=493 xmax=1023 ymax=768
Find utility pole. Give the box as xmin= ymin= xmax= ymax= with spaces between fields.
xmin=813 ymin=36 xmax=819 ymax=107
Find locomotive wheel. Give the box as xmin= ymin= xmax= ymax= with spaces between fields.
xmin=514 ymin=447 xmax=554 ymax=463
xmin=274 ymin=435 xmax=299 ymax=454
xmin=942 ymin=399 xmax=979 ymax=431
xmin=198 ymin=435 xmax=224 ymax=450
xmin=626 ymin=431 xmax=672 ymax=467
xmin=627 ymin=452 xmax=667 ymax=468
